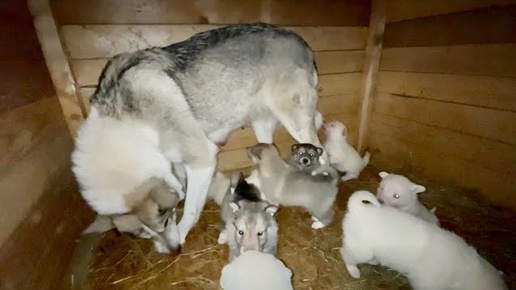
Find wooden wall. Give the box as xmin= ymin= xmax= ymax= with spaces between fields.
xmin=47 ymin=0 xmax=371 ymax=171
xmin=366 ymin=0 xmax=516 ymax=209
xmin=0 ymin=1 xmax=93 ymax=289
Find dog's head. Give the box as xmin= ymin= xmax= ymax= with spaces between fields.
xmin=376 ymin=172 xmax=426 ymax=208
xmin=290 ymin=143 xmax=324 ymax=168
xmin=246 ymin=143 xmax=280 ymax=164
xmin=324 ymin=121 xmax=347 ymax=137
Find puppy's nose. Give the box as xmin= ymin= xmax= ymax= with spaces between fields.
xmin=301 ymin=157 xmax=309 ymax=164
xmin=378 ymin=199 xmax=384 ymax=204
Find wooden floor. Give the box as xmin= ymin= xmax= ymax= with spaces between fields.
xmin=82 ymin=166 xmax=515 ymax=290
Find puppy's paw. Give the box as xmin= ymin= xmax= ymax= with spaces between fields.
xmin=153 ymin=240 xmax=171 ymax=254
xmin=217 ymin=231 xmax=227 ymax=245
xmin=367 ymin=258 xmax=379 ymax=265
xmin=311 ymin=221 xmax=325 ymax=229
xmin=346 ymin=265 xmax=361 ymax=279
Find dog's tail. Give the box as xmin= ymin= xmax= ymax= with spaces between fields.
xmin=362 ymin=151 xmax=371 ymax=167
xmin=347 ymin=190 xmax=381 ymax=211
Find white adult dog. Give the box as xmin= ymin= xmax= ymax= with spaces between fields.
xmin=340 ymin=190 xmax=507 ymax=290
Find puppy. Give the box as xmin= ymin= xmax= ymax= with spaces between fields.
xmin=220 ymin=250 xmax=293 ymax=290
xmin=323 ymin=121 xmax=370 ymax=181
xmin=218 ymin=173 xmax=279 ymax=262
xmin=340 ymin=190 xmax=507 ymax=290
xmin=246 ymin=143 xmax=339 ymax=229
xmin=377 ymin=172 xmax=439 ymax=225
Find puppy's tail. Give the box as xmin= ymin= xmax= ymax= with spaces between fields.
xmin=347 ymin=190 xmax=381 ymax=211
xmin=362 ymin=151 xmax=371 ymax=167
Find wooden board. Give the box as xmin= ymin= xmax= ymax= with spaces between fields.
xmin=49 ymin=0 xmax=371 ymax=26
xmin=384 ymin=0 xmax=516 ymax=23
xmin=373 ymin=92 xmax=516 ymax=145
xmin=0 ymin=97 xmax=75 ymax=246
xmin=357 ymin=0 xmax=385 ymax=152
xmin=217 ymin=113 xmax=358 ymax=171
xmin=367 ymin=116 xmax=516 ymax=208
xmin=28 ymin=0 xmax=85 ymax=138
xmin=61 ymin=25 xmax=368 ymax=59
xmin=70 ymin=51 xmax=365 ymax=87
xmin=380 ymin=44 xmax=516 ymax=77
xmin=376 ymin=71 xmax=516 ymax=111
xmin=383 ymin=5 xmax=516 ymax=48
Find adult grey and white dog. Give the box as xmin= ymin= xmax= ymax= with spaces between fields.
xmin=87 ymin=22 xmax=327 ymax=251
xmin=218 ymin=172 xmax=279 ymax=262
xmin=246 ymin=143 xmax=339 ymax=229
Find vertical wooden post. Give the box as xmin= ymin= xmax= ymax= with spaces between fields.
xmin=357 ymin=0 xmax=386 ymax=152
xmin=27 ymin=0 xmax=85 ymax=138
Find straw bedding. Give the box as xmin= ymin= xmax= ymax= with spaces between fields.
xmin=80 ymin=166 xmax=515 ymax=290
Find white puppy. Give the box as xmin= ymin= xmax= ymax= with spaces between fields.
xmin=340 ymin=190 xmax=507 ymax=290
xmin=377 ymin=172 xmax=439 ymax=225
xmin=322 ymin=121 xmax=370 ymax=181
xmin=220 ymin=250 xmax=293 ymax=290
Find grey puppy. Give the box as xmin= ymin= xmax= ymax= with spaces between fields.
xmin=218 ymin=172 xmax=279 ymax=262
xmin=289 ymin=143 xmax=333 ymax=178
xmin=247 ymin=143 xmax=339 ymax=229
xmin=88 ymin=22 xmax=327 ymax=250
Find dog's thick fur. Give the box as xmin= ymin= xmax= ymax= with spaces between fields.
xmin=323 ymin=121 xmax=370 ymax=181
xmin=377 ymin=172 xmax=439 ymax=225
xmin=340 ymin=190 xmax=507 ymax=290
xmin=220 ymin=250 xmax=293 ymax=290
xmin=71 ymin=107 xmax=184 ymax=253
xmin=246 ymin=143 xmax=339 ymax=229
xmin=85 ymin=23 xmax=327 ymax=249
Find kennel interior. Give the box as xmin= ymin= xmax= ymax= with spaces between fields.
xmin=0 ymin=0 xmax=515 ymax=289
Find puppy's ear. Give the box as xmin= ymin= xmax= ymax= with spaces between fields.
xmin=264 ymin=204 xmax=279 ymax=216
xmin=315 ymin=146 xmax=324 ymax=156
xmin=291 ymin=143 xmax=300 ymax=152
xmin=379 ymin=171 xmax=389 ymax=179
xmin=341 ymin=124 xmax=348 ymax=136
xmin=413 ymin=184 xmax=426 ymax=194
xmin=229 ymin=202 xmax=240 ymax=213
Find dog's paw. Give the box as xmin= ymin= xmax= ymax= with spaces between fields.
xmin=346 ymin=265 xmax=361 ymax=279
xmin=311 ymin=221 xmax=325 ymax=229
xmin=367 ymin=258 xmax=379 ymax=265
xmin=153 ymin=240 xmax=171 ymax=254
xmin=217 ymin=232 xmax=227 ymax=245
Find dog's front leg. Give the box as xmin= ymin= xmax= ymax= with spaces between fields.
xmin=251 ymin=118 xmax=278 ymax=144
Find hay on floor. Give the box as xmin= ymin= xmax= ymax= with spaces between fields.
xmin=83 ymin=166 xmax=515 ymax=290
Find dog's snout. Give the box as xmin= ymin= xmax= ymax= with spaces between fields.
xmin=301 ymin=157 xmax=310 ymax=164
xmin=378 ymin=199 xmax=384 ymax=204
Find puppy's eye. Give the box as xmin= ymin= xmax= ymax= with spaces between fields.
xmin=238 ymin=230 xmax=244 ymax=236
xmin=393 ymin=194 xmax=400 ymax=199
xmin=298 ymin=151 xmax=303 ymax=155
xmin=309 ymin=153 xmax=313 ymax=157
xmin=331 ymin=124 xmax=335 ymax=128
xmin=257 ymin=231 xmax=264 ymax=236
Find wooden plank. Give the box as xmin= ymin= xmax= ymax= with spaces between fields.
xmin=373 ymin=92 xmax=516 ymax=145
xmin=0 ymin=97 xmax=75 ymax=246
xmin=367 ymin=122 xmax=515 ymax=209
xmin=217 ymin=113 xmax=358 ymax=171
xmin=384 ymin=5 xmax=516 ymax=48
xmin=221 ymin=93 xmax=359 ymax=151
xmin=377 ymin=71 xmax=516 ymax=111
xmin=0 ymin=0 xmax=34 ymax=24
xmin=380 ymin=44 xmax=516 ymax=77
xmin=357 ymin=0 xmax=385 ymax=152
xmin=384 ymin=0 xmax=516 ymax=23
xmin=61 ymin=25 xmax=368 ymax=59
xmin=50 ymin=0 xmax=371 ymax=26
xmin=28 ymin=0 xmax=85 ymax=138
xmin=70 ymin=51 xmax=365 ymax=87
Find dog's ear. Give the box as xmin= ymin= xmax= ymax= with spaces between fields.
xmin=264 ymin=204 xmax=279 ymax=216
xmin=315 ymin=146 xmax=324 ymax=156
xmin=379 ymin=171 xmax=389 ymax=179
xmin=412 ymin=184 xmax=426 ymax=194
xmin=291 ymin=143 xmax=300 ymax=152
xmin=341 ymin=123 xmax=348 ymax=136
